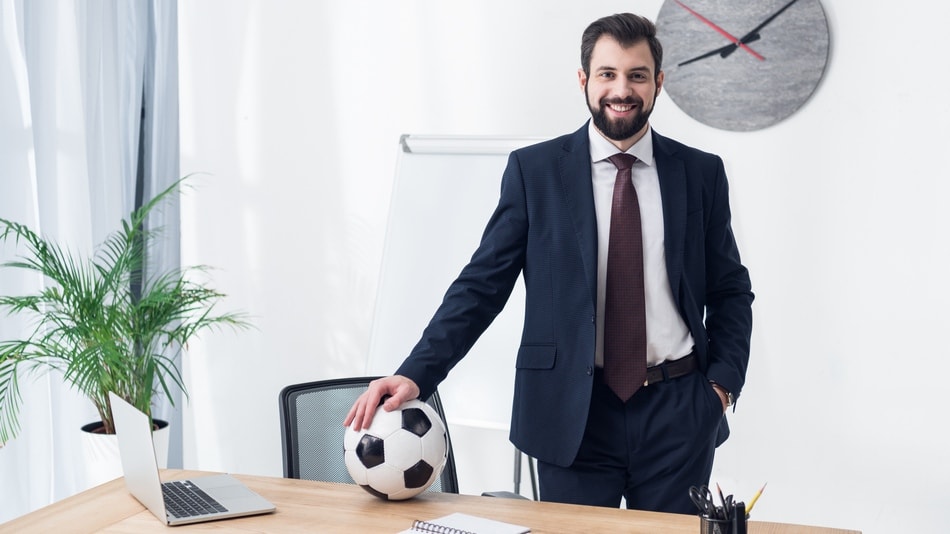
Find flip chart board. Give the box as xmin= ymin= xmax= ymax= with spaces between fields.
xmin=367 ymin=135 xmax=546 ymax=428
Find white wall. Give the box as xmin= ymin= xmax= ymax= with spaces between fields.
xmin=177 ymin=2 xmax=950 ymax=533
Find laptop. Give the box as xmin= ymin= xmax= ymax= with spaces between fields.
xmin=109 ymin=392 xmax=276 ymax=526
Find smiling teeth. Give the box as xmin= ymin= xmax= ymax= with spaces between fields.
xmin=610 ymin=104 xmax=632 ymax=112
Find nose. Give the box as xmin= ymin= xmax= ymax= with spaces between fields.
xmin=609 ymin=77 xmax=635 ymax=98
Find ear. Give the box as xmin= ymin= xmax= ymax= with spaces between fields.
xmin=655 ymin=70 xmax=665 ymax=97
xmin=577 ymin=68 xmax=588 ymax=92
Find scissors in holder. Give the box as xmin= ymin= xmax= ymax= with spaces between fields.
xmin=689 ymin=485 xmax=720 ymax=518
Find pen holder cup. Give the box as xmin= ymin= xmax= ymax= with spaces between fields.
xmin=699 ymin=514 xmax=747 ymax=534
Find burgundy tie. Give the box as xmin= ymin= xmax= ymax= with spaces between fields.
xmin=604 ymin=153 xmax=647 ymax=402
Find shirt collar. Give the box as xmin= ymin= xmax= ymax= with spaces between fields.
xmin=587 ymin=120 xmax=654 ymax=167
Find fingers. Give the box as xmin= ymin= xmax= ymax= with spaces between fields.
xmin=342 ymin=398 xmax=366 ymax=429
xmin=343 ymin=376 xmax=420 ymax=430
xmin=345 ymin=390 xmax=380 ymax=430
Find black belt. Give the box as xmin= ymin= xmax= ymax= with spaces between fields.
xmin=596 ymin=354 xmax=698 ymax=387
xmin=644 ymin=353 xmax=697 ymax=386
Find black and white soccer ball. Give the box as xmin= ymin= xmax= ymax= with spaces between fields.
xmin=343 ymin=399 xmax=449 ymax=500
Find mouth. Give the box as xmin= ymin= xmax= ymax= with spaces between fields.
xmin=605 ymin=101 xmax=638 ymax=115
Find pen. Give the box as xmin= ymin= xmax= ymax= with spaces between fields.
xmin=746 ymin=482 xmax=767 ymax=515
xmin=715 ymin=482 xmax=728 ymax=519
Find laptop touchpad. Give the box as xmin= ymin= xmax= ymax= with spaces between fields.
xmin=212 ymin=485 xmax=257 ymax=500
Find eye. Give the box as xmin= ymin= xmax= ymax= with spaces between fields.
xmin=599 ymin=71 xmax=615 ymax=79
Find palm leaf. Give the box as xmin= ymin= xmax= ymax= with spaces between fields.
xmin=0 ymin=176 xmax=249 ymax=442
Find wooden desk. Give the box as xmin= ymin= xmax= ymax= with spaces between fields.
xmin=1 ymin=470 xmax=859 ymax=533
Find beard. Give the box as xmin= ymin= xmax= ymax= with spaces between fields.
xmin=586 ymin=85 xmax=654 ymax=142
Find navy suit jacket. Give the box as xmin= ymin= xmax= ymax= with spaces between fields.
xmin=396 ymin=123 xmax=753 ymax=467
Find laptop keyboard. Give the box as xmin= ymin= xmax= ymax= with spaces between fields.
xmin=162 ymin=480 xmax=228 ymax=518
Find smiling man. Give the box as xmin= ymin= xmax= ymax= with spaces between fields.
xmin=582 ymin=32 xmax=663 ymax=151
xmin=345 ymin=13 xmax=753 ymax=514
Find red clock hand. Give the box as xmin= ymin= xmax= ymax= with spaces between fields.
xmin=674 ymin=0 xmax=765 ymax=61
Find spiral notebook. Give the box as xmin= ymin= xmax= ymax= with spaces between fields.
xmin=399 ymin=512 xmax=530 ymax=534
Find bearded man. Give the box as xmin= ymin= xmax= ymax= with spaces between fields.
xmin=346 ymin=12 xmax=754 ymax=514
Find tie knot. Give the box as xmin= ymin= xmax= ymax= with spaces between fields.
xmin=607 ymin=153 xmax=637 ymax=172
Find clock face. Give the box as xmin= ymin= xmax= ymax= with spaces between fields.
xmin=655 ymin=0 xmax=830 ymax=131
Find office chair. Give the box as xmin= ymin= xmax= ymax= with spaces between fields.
xmin=279 ymin=376 xmax=459 ymax=494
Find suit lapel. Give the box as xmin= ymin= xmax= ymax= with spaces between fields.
xmin=652 ymin=131 xmax=687 ymax=301
xmin=558 ymin=124 xmax=598 ymax=304
xmin=556 ymin=127 xmax=689 ymax=307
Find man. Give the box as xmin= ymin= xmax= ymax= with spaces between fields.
xmin=345 ymin=12 xmax=753 ymax=514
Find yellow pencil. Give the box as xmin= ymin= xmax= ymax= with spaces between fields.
xmin=746 ymin=482 xmax=768 ymax=515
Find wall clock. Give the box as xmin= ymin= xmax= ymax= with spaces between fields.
xmin=655 ymin=0 xmax=830 ymax=131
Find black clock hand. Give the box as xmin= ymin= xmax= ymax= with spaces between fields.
xmin=720 ymin=0 xmax=802 ymax=59
xmin=677 ymin=0 xmax=804 ymax=66
xmin=673 ymin=0 xmax=765 ymax=62
xmin=678 ymin=33 xmax=761 ymax=67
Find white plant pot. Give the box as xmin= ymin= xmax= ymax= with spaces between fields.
xmin=78 ymin=419 xmax=169 ymax=489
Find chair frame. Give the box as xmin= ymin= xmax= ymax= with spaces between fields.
xmin=278 ymin=376 xmax=459 ymax=494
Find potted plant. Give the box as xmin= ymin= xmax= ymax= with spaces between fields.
xmin=0 ymin=177 xmax=249 ymax=445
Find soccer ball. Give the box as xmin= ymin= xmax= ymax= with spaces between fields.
xmin=343 ymin=399 xmax=449 ymax=500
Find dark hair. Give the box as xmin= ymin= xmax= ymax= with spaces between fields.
xmin=580 ymin=13 xmax=663 ymax=78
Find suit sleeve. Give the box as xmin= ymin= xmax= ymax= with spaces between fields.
xmin=702 ymin=158 xmax=754 ymax=403
xmin=395 ymin=152 xmax=529 ymax=400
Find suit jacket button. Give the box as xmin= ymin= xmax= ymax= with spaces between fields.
xmin=586 ymin=366 xmax=593 ymax=376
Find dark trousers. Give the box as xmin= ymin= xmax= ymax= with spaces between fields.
xmin=537 ymin=370 xmax=722 ymax=514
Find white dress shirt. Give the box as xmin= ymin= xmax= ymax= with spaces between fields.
xmin=588 ymin=122 xmax=695 ymax=367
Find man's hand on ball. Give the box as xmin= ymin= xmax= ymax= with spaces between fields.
xmin=343 ymin=375 xmax=420 ymax=430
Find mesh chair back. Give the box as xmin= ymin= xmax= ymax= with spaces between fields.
xmin=279 ymin=376 xmax=459 ymax=494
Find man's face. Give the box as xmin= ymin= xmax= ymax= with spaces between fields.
xmin=578 ymin=36 xmax=664 ymax=149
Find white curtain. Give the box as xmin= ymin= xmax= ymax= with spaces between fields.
xmin=0 ymin=0 xmax=178 ymax=521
